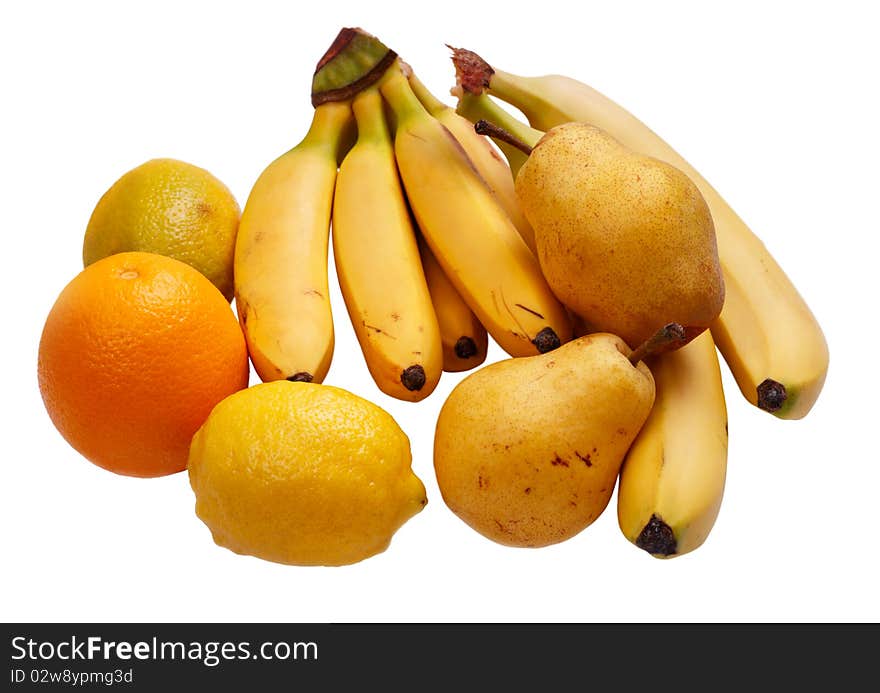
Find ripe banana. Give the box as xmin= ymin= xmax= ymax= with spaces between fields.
xmin=234 ymin=100 xmax=352 ymax=384
xmin=418 ymin=235 xmax=488 ymax=372
xmin=378 ymin=64 xmax=572 ymax=357
xmin=617 ymin=330 xmax=728 ymax=558
xmin=332 ymin=87 xmax=443 ymax=401
xmin=450 ymin=48 xmax=828 ymax=419
xmin=407 ymin=70 xmax=536 ymax=254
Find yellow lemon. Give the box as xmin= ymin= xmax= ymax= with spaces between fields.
xmin=83 ymin=158 xmax=240 ymax=301
xmin=188 ymin=381 xmax=427 ymax=566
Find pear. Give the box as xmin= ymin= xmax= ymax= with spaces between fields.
xmin=433 ymin=323 xmax=684 ymax=548
xmin=477 ymin=120 xmax=725 ymax=350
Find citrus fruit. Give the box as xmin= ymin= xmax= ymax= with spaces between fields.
xmin=38 ymin=251 xmax=250 ymax=478
xmin=82 ymin=158 xmax=241 ymax=301
xmin=188 ymin=381 xmax=427 ymax=566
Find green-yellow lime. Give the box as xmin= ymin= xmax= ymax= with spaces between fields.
xmin=83 ymin=158 xmax=240 ymax=301
xmin=187 ymin=381 xmax=427 ymax=567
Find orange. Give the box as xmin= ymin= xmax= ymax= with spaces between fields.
xmin=38 ymin=251 xmax=250 ymax=478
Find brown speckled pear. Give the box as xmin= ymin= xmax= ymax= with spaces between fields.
xmin=433 ymin=332 xmax=656 ymax=548
xmin=515 ymin=122 xmax=725 ymax=349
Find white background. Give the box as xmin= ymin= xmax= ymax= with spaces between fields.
xmin=3 ymin=1 xmax=878 ymax=623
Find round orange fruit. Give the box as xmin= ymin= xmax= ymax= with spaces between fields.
xmin=37 ymin=251 xmax=250 ymax=477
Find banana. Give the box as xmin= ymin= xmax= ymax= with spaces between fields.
xmin=331 ymin=87 xmax=443 ymax=401
xmin=234 ymin=100 xmax=352 ymax=384
xmin=449 ymin=47 xmax=828 ymax=419
xmin=617 ymin=330 xmax=728 ymax=559
xmin=418 ymin=234 xmax=488 ymax=372
xmin=407 ymin=70 xmax=536 ymax=254
xmin=378 ymin=64 xmax=572 ymax=358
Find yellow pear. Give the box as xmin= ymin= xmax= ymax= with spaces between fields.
xmin=480 ymin=120 xmax=725 ymax=349
xmin=433 ymin=324 xmax=683 ymax=548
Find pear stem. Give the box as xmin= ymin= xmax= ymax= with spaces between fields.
xmin=627 ymin=323 xmax=687 ymax=366
xmin=474 ymin=120 xmax=533 ymax=156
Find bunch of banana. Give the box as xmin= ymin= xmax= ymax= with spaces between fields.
xmin=234 ymin=29 xmax=569 ymax=401
xmin=448 ymin=45 xmax=828 ymax=558
xmin=449 ymin=46 xmax=829 ymax=421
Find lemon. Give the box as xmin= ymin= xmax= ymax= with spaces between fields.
xmin=187 ymin=381 xmax=427 ymax=566
xmin=83 ymin=158 xmax=240 ymax=301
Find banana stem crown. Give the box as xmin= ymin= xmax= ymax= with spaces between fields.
xmin=311 ymin=28 xmax=398 ymax=106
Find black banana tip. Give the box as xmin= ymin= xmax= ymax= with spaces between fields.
xmin=454 ymin=336 xmax=478 ymax=359
xmin=635 ymin=514 xmax=678 ymax=557
xmin=757 ymin=379 xmax=787 ymax=412
xmin=401 ymin=365 xmax=427 ymax=391
xmin=532 ymin=327 xmax=561 ymax=354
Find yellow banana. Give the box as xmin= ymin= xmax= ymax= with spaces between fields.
xmin=450 ymin=47 xmax=828 ymax=419
xmin=332 ymin=87 xmax=443 ymax=401
xmin=234 ymin=101 xmax=352 ymax=383
xmin=418 ymin=235 xmax=488 ymax=372
xmin=407 ymin=70 xmax=536 ymax=254
xmin=617 ymin=330 xmax=728 ymax=558
xmin=378 ymin=64 xmax=572 ymax=357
